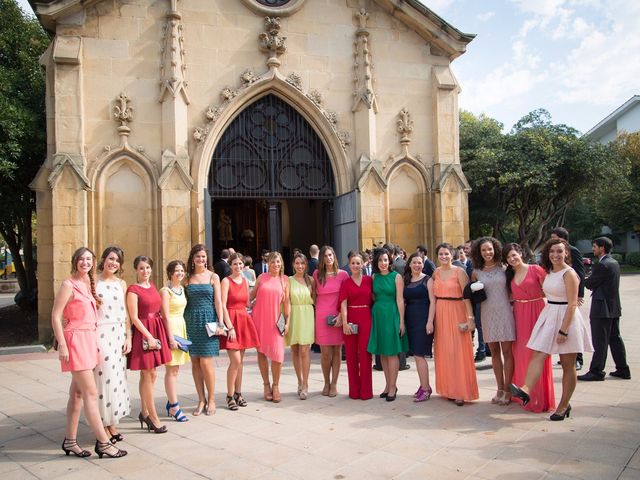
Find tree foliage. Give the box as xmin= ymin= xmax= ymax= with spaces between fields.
xmin=0 ymin=0 xmax=50 ymax=303
xmin=460 ymin=109 xmax=621 ymax=255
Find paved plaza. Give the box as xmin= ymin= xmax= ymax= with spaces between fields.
xmin=1 ymin=277 xmax=638 ymax=480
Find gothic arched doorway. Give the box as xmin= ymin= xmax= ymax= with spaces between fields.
xmin=207 ymin=94 xmax=349 ymax=267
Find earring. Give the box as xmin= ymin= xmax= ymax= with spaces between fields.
xmin=205 ymin=262 xmax=208 ymax=269
xmin=192 ymin=262 xmax=195 ymax=270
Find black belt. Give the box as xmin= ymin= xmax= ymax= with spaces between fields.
xmin=435 ymin=297 xmax=463 ymax=301
xmin=547 ymin=301 xmax=568 ymax=305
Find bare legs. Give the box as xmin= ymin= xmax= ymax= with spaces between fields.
xmin=139 ymin=369 xmax=164 ymax=425
xmin=380 ymin=355 xmax=399 ymax=396
xmin=191 ymin=356 xmax=216 ymax=415
xmin=488 ymin=341 xmax=514 ymax=403
xmin=291 ymin=344 xmax=311 ymax=395
xmin=258 ymin=352 xmax=282 ymax=402
xmin=414 ymin=356 xmax=431 ymax=391
xmin=320 ymin=345 xmax=341 ymax=396
xmin=226 ymin=349 xmax=243 ymax=397
xmin=557 ymin=353 xmax=577 ymax=414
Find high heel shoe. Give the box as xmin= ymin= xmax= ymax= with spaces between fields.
xmin=414 ymin=386 xmax=432 ymax=402
xmin=109 ymin=433 xmax=124 ymax=444
xmin=205 ymin=401 xmax=216 ymax=415
xmin=272 ymin=384 xmax=282 ymax=403
xmin=234 ymin=392 xmax=247 ymax=407
xmin=166 ymin=401 xmax=189 ymax=422
xmin=61 ymin=438 xmax=91 ymax=457
xmin=509 ymin=384 xmax=530 ymax=406
xmin=499 ymin=391 xmax=512 ymax=406
xmin=226 ymin=395 xmax=239 ymax=411
xmin=193 ymin=400 xmax=206 ymax=416
xmin=264 ymin=382 xmax=273 ymax=401
xmin=94 ymin=440 xmax=127 ymax=459
xmin=138 ymin=412 xmax=146 ymax=429
xmin=143 ymin=415 xmax=168 ymax=433
xmin=385 ymin=388 xmax=397 ymax=402
xmin=550 ymin=404 xmax=571 ymax=421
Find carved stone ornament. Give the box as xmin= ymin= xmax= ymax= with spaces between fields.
xmin=241 ymin=69 xmax=259 ymax=85
xmin=285 ymin=72 xmax=302 ymax=90
xmin=259 ymin=16 xmax=287 ymax=68
xmin=352 ymin=8 xmax=378 ymax=113
xmin=307 ymin=89 xmax=322 ymax=106
xmin=397 ymin=108 xmax=413 ymax=146
xmin=159 ymin=1 xmax=190 ymax=104
xmin=221 ymin=87 xmax=239 ymax=101
xmin=112 ymin=92 xmax=134 ymax=146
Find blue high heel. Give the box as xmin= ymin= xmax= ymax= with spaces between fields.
xmin=166 ymin=401 xmax=189 ymax=422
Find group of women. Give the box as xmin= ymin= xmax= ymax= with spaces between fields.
xmin=51 ymin=238 xmax=592 ymax=459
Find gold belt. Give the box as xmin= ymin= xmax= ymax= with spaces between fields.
xmin=513 ymin=298 xmax=543 ymax=303
xmin=348 ymin=305 xmax=368 ymax=308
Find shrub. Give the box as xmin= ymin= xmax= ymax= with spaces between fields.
xmin=611 ymin=253 xmax=624 ymax=263
xmin=626 ymin=252 xmax=640 ymax=267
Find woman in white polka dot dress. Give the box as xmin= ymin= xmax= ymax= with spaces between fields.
xmin=94 ymin=246 xmax=131 ymax=444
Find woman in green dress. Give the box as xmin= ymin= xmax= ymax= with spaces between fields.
xmin=286 ymin=253 xmax=315 ymax=400
xmin=367 ymin=247 xmax=408 ymax=401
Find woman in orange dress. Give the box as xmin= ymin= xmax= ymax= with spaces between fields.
xmin=427 ymin=243 xmax=478 ymax=406
xmin=51 ymin=247 xmax=127 ymax=459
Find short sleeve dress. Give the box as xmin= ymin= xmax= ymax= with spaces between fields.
xmin=127 ymin=283 xmax=172 ymax=370
xmin=475 ymin=265 xmax=516 ymax=343
xmin=252 ymin=273 xmax=286 ymax=363
xmin=286 ymin=277 xmax=315 ymax=346
xmin=313 ymin=269 xmax=348 ymax=345
xmin=527 ymin=267 xmax=594 ymax=355
xmin=60 ymin=278 xmax=99 ymax=372
xmin=367 ymin=271 xmax=409 ymax=356
xmin=162 ymin=286 xmax=189 ymax=366
xmin=184 ymin=279 xmax=220 ymax=357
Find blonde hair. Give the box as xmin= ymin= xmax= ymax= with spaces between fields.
xmin=266 ymin=251 xmax=284 ymax=277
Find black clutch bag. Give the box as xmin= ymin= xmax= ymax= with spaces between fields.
xmin=463 ymin=282 xmax=487 ymax=304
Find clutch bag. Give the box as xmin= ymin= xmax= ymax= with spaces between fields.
xmin=463 ymin=282 xmax=487 ymax=304
xmin=174 ymin=335 xmax=192 ymax=353
xmin=142 ymin=338 xmax=161 ymax=350
xmin=276 ymin=313 xmax=286 ymax=336
xmin=205 ymin=322 xmax=219 ymax=337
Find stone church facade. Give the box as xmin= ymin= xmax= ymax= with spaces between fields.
xmin=30 ymin=0 xmax=474 ymax=341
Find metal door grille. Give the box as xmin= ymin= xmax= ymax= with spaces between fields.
xmin=208 ymin=94 xmax=335 ymax=198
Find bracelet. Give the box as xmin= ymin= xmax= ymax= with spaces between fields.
xmin=466 ymin=316 xmax=474 ymax=319
xmin=228 ymin=327 xmax=235 ymax=331
xmin=558 ymin=329 xmax=568 ymax=337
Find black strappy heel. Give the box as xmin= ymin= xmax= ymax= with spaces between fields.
xmin=94 ymin=440 xmax=127 ymax=458
xmin=61 ymin=438 xmax=91 ymax=457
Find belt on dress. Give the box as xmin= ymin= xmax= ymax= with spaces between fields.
xmin=435 ymin=297 xmax=463 ymax=301
xmin=348 ymin=305 xmax=369 ymax=308
xmin=547 ymin=301 xmax=568 ymax=305
xmin=513 ymin=298 xmax=544 ymax=303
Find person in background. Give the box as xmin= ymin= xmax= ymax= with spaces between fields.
xmin=213 ymin=248 xmax=232 ymax=281
xmin=308 ymin=244 xmax=320 ymax=276
xmin=362 ymin=251 xmax=373 ymax=276
xmin=241 ymin=255 xmax=257 ymax=292
xmin=52 ymin=247 xmax=127 ymax=459
xmin=416 ymin=244 xmax=436 ymax=277
xmin=392 ymin=245 xmax=407 ymax=275
xmin=457 ymin=245 xmax=473 ymax=278
xmin=94 ymin=246 xmax=131 ymax=443
xmin=159 ymin=260 xmax=189 ymax=422
xmin=465 ymin=239 xmax=486 ymax=363
xmin=254 ymin=249 xmax=270 ymax=276
xmin=550 ymin=227 xmax=585 ymax=370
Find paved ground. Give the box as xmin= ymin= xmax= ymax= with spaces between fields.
xmin=0 ymin=293 xmax=15 ymax=309
xmin=1 ymin=276 xmax=638 ymax=480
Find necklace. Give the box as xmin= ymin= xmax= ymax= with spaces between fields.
xmin=169 ymin=285 xmax=183 ymax=295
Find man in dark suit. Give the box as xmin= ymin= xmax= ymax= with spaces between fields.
xmin=213 ymin=248 xmax=232 ymax=281
xmin=551 ymin=227 xmax=585 ymax=370
xmin=308 ymin=244 xmax=319 ymax=275
xmin=392 ymin=246 xmax=406 ymax=275
xmin=416 ymin=245 xmax=436 ymax=277
xmin=253 ymin=249 xmax=269 ymax=276
xmin=578 ymin=237 xmax=630 ymax=381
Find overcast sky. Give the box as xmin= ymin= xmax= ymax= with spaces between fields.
xmin=17 ymin=0 xmax=639 ymax=133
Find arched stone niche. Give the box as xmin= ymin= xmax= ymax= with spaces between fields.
xmin=386 ymin=163 xmax=428 ymax=252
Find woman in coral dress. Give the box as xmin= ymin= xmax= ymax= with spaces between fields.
xmin=251 ymin=251 xmax=290 ymax=403
xmin=503 ymin=243 xmax=555 ymax=413
xmin=159 ymin=260 xmax=189 ymax=422
xmin=287 ymin=253 xmax=315 ymax=400
xmin=220 ymin=253 xmax=260 ymax=410
xmin=427 ymin=243 xmax=478 ymax=406
xmin=313 ymin=246 xmax=349 ymax=397
xmin=339 ymin=253 xmax=373 ymax=400
xmin=52 ymin=247 xmax=126 ymax=459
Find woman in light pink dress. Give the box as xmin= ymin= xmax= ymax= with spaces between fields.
xmin=251 ymin=251 xmax=290 ymax=403
xmin=51 ymin=247 xmax=127 ymax=459
xmin=313 ymin=245 xmax=349 ymax=397
xmin=511 ymin=239 xmax=593 ymax=421
xmin=504 ymin=243 xmax=555 ymax=413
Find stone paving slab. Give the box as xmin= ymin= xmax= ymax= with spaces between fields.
xmin=1 ymin=276 xmax=638 ymax=480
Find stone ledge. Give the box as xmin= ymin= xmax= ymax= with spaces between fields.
xmin=0 ymin=345 xmax=47 ymax=356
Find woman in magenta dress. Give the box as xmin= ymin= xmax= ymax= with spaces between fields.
xmin=51 ymin=247 xmax=127 ymax=459
xmin=127 ymin=255 xmax=171 ymax=433
xmin=503 ymin=243 xmax=555 ymax=413
xmin=220 ymin=253 xmax=260 ymax=410
xmin=251 ymin=251 xmax=290 ymax=403
xmin=313 ymin=245 xmax=349 ymax=397
xmin=339 ymin=252 xmax=373 ymax=400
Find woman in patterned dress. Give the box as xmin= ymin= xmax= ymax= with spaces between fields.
xmin=471 ymin=237 xmax=516 ymax=405
xmin=287 ymin=253 xmax=315 ymax=400
xmin=94 ymin=246 xmax=131 ymax=444
xmin=52 ymin=247 xmax=127 ymax=458
xmin=184 ymin=244 xmax=225 ymax=416
xmin=220 ymin=253 xmax=260 ymax=409
xmin=160 ymin=260 xmax=189 ymax=422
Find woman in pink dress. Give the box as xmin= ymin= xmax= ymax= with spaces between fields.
xmin=251 ymin=251 xmax=290 ymax=403
xmin=127 ymin=255 xmax=172 ymax=433
xmin=51 ymin=247 xmax=127 ymax=459
xmin=220 ymin=253 xmax=260 ymax=410
xmin=511 ymin=239 xmax=593 ymax=421
xmin=503 ymin=243 xmax=555 ymax=413
xmin=313 ymin=245 xmax=349 ymax=397
xmin=339 ymin=252 xmax=373 ymax=400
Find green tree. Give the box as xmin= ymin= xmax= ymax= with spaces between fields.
xmin=0 ymin=0 xmax=49 ymax=303
xmin=460 ymin=109 xmax=619 ymax=255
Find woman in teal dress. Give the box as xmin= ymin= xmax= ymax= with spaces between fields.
xmin=184 ymin=244 xmax=225 ymax=416
xmin=286 ymin=253 xmax=315 ymax=400
xmin=367 ymin=248 xmax=408 ymax=401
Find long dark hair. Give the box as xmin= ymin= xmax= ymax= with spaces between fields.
xmin=502 ymin=243 xmax=523 ymax=293
xmin=317 ymin=245 xmax=339 ymax=285
xmin=186 ymin=244 xmax=210 ymax=277
xmin=371 ymin=247 xmax=390 ymax=274
xmin=292 ymin=252 xmax=313 ymax=291
xmin=97 ymin=246 xmax=124 ymax=276
xmin=540 ymin=238 xmax=572 ymax=272
xmin=471 ymin=236 xmax=503 ymax=270
xmin=403 ymin=252 xmax=424 ymax=286
xmin=70 ymin=247 xmax=101 ymax=307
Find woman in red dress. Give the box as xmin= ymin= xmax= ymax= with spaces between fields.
xmin=51 ymin=247 xmax=127 ymax=459
xmin=504 ymin=243 xmax=555 ymax=413
xmin=127 ymin=255 xmax=172 ymax=433
xmin=339 ymin=253 xmax=373 ymax=400
xmin=220 ymin=253 xmax=260 ymax=410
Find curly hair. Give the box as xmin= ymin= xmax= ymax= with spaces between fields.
xmin=471 ymin=236 xmax=503 ymax=270
xmin=540 ymin=238 xmax=572 ymax=272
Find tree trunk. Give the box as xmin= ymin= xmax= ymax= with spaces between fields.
xmin=0 ymin=226 xmax=27 ymax=293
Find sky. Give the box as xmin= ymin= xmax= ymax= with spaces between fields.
xmin=16 ymin=0 xmax=640 ymax=134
